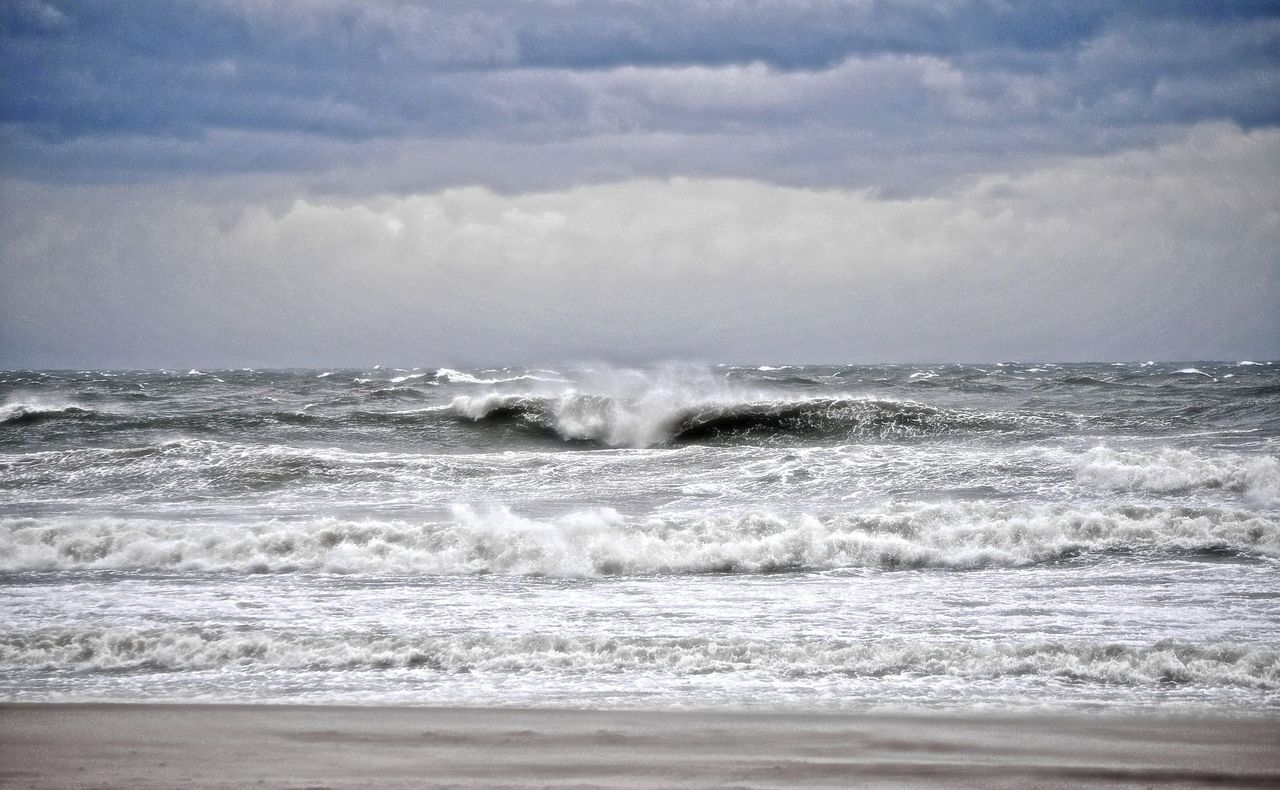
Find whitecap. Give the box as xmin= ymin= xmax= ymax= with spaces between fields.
xmin=3 ymin=627 xmax=1274 ymax=692
xmin=435 ymin=368 xmax=565 ymax=385
xmin=0 ymin=401 xmax=94 ymax=425
xmin=1076 ymin=446 xmax=1280 ymax=507
xmin=3 ymin=502 xmax=1274 ymax=577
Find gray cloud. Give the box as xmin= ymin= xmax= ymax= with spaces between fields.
xmin=2 ymin=1 xmax=1278 ymax=194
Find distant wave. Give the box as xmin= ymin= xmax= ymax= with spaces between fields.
xmin=1077 ymin=447 xmax=1280 ymax=507
xmin=368 ymin=386 xmax=429 ymax=400
xmin=0 ymin=438 xmax=351 ymax=500
xmin=1052 ymin=375 xmax=1131 ymax=389
xmin=434 ymin=368 xmax=565 ymax=385
xmin=449 ymin=393 xmax=1057 ymax=447
xmin=0 ymin=402 xmax=95 ymax=426
xmin=3 ymin=503 xmax=1274 ymax=576
xmin=2 ymin=627 xmax=1274 ymax=691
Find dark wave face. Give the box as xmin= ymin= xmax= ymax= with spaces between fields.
xmin=1 ymin=362 xmax=1278 ymax=711
xmin=3 ymin=362 xmax=1276 ymax=452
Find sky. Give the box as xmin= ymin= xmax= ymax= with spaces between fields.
xmin=1 ymin=0 xmax=1278 ymax=367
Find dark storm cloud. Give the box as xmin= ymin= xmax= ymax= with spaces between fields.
xmin=3 ymin=0 xmax=1278 ymax=191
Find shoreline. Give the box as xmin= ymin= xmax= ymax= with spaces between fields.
xmin=3 ymin=703 xmax=1278 ymax=788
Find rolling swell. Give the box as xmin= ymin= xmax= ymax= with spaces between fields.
xmin=451 ymin=393 xmax=1054 ymax=447
xmin=0 ymin=402 xmax=97 ymax=426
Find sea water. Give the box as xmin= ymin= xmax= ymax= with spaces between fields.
xmin=1 ymin=362 xmax=1277 ymax=711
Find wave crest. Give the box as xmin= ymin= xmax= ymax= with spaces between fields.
xmin=0 ymin=401 xmax=94 ymax=426
xmin=3 ymin=503 xmax=1275 ymax=576
xmin=450 ymin=393 xmax=1038 ymax=447
xmin=1077 ymin=447 xmax=1280 ymax=507
xmin=435 ymin=368 xmax=564 ymax=385
xmin=2 ymin=628 xmax=1275 ymax=690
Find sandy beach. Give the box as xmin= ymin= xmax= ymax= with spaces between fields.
xmin=1 ymin=704 xmax=1277 ymax=789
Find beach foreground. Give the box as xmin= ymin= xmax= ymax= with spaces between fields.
xmin=2 ymin=704 xmax=1277 ymax=789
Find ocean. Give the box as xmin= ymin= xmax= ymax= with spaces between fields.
xmin=1 ymin=362 xmax=1277 ymax=712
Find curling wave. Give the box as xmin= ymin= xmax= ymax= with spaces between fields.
xmin=0 ymin=401 xmax=96 ymax=426
xmin=3 ymin=503 xmax=1275 ymax=576
xmin=449 ymin=393 xmax=1056 ymax=447
xmin=2 ymin=628 xmax=1275 ymax=690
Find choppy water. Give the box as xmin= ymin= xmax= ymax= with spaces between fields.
xmin=2 ymin=362 xmax=1278 ymax=711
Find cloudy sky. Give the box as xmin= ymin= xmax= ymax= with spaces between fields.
xmin=2 ymin=0 xmax=1277 ymax=367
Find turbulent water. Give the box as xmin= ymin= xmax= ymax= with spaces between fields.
xmin=2 ymin=362 xmax=1278 ymax=711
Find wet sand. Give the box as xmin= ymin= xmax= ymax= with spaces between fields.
xmin=1 ymin=703 xmax=1277 ymax=788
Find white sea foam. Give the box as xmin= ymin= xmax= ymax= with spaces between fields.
xmin=2 ymin=628 xmax=1274 ymax=690
xmin=1077 ymin=447 xmax=1280 ymax=507
xmin=2 ymin=503 xmax=1274 ymax=576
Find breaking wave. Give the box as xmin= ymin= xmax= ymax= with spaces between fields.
xmin=0 ymin=401 xmax=96 ymax=426
xmin=3 ymin=503 xmax=1275 ymax=576
xmin=2 ymin=628 xmax=1275 ymax=690
xmin=449 ymin=393 xmax=1056 ymax=447
xmin=1077 ymin=447 xmax=1280 ymax=507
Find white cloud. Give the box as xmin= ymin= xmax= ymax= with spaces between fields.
xmin=2 ymin=124 xmax=1276 ymax=366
